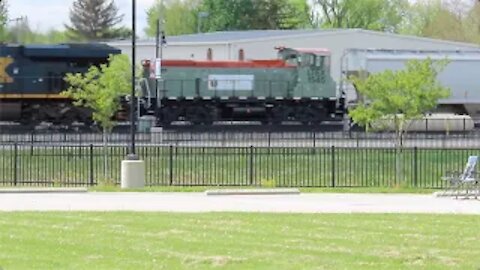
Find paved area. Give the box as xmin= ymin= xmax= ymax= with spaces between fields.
xmin=0 ymin=192 xmax=479 ymax=214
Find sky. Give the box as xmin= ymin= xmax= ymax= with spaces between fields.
xmin=8 ymin=0 xmax=156 ymax=36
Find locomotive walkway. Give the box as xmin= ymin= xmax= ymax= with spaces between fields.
xmin=0 ymin=192 xmax=479 ymax=214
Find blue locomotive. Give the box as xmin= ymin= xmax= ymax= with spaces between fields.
xmin=0 ymin=43 xmax=120 ymax=125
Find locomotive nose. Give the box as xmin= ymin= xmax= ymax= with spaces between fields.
xmin=0 ymin=57 xmax=14 ymax=84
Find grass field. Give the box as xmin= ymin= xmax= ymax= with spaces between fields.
xmin=0 ymin=145 xmax=474 ymax=188
xmin=0 ymin=212 xmax=479 ymax=269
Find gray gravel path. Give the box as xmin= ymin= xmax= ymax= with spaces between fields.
xmin=0 ymin=192 xmax=479 ymax=214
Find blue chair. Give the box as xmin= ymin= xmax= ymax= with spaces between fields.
xmin=442 ymin=156 xmax=479 ymax=199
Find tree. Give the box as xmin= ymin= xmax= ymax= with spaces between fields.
xmin=461 ymin=1 xmax=480 ymax=43
xmin=399 ymin=0 xmax=464 ymax=40
xmin=0 ymin=0 xmax=7 ymax=41
xmin=65 ymin=0 xmax=124 ymax=40
xmin=314 ymin=0 xmax=408 ymax=32
xmin=349 ymin=59 xmax=450 ymax=183
xmin=199 ymin=0 xmax=312 ymax=32
xmin=62 ymin=54 xmax=131 ymax=183
xmin=145 ymin=0 xmax=200 ymax=37
xmin=7 ymin=16 xmax=34 ymax=43
xmin=398 ymin=0 xmax=480 ymax=43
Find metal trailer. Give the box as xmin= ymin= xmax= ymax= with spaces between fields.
xmin=341 ymin=49 xmax=480 ymax=120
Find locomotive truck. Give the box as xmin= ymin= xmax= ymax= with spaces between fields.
xmin=139 ymin=47 xmax=346 ymax=126
xmin=0 ymin=43 xmax=120 ymax=126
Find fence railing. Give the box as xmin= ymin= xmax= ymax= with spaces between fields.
xmin=0 ymin=143 xmax=474 ymax=188
xmin=1 ymin=130 xmax=480 ymax=148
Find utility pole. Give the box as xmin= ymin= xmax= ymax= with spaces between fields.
xmin=129 ymin=0 xmax=136 ymax=158
xmin=8 ymin=16 xmax=25 ymax=43
xmin=197 ymin=12 xmax=209 ymax=33
xmin=155 ymin=1 xmax=166 ymax=117
xmin=121 ymin=0 xmax=145 ymax=189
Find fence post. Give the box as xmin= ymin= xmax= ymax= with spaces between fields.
xmin=249 ymin=145 xmax=254 ymax=186
xmin=313 ymin=132 xmax=316 ymax=148
xmin=30 ymin=133 xmax=34 ymax=156
xmin=13 ymin=143 xmax=18 ymax=186
xmin=413 ymin=147 xmax=418 ymax=187
xmin=268 ymin=131 xmax=271 ymax=148
xmin=169 ymin=145 xmax=174 ymax=186
xmin=89 ymin=144 xmax=94 ymax=186
xmin=331 ymin=145 xmax=335 ymax=188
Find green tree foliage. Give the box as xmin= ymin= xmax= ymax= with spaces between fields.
xmin=145 ymin=0 xmax=200 ymax=37
xmin=349 ymin=59 xmax=450 ymax=182
xmin=349 ymin=59 xmax=450 ymax=133
xmin=62 ymin=54 xmax=131 ymax=132
xmin=399 ymin=0 xmax=480 ymax=43
xmin=0 ymin=0 xmax=8 ymax=41
xmin=7 ymin=17 xmax=33 ymax=43
xmin=145 ymin=0 xmax=311 ymax=36
xmin=314 ymin=0 xmax=408 ymax=32
xmin=199 ymin=0 xmax=312 ymax=32
xmin=3 ymin=16 xmax=70 ymax=44
xmin=62 ymin=54 xmax=131 ymax=183
xmin=464 ymin=1 xmax=480 ymax=43
xmin=399 ymin=0 xmax=462 ymax=40
xmin=65 ymin=0 xmax=125 ymax=40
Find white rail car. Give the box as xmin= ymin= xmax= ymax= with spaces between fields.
xmin=341 ymin=49 xmax=480 ymax=121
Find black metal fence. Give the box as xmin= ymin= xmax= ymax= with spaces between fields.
xmin=1 ymin=130 xmax=480 ymax=148
xmin=0 ymin=143 xmax=475 ymax=188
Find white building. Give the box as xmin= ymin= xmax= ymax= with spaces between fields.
xmin=107 ymin=28 xmax=480 ymax=84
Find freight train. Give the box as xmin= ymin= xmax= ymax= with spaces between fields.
xmin=2 ymin=42 xmax=479 ymax=132
xmin=138 ymin=47 xmax=346 ymax=126
xmin=0 ymin=43 xmax=120 ymax=126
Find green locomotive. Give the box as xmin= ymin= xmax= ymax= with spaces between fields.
xmin=140 ymin=47 xmax=345 ymax=126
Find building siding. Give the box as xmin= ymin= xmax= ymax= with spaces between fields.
xmin=108 ymin=30 xmax=479 ymax=88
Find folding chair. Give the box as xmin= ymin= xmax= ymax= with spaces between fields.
xmin=442 ymin=156 xmax=479 ymax=199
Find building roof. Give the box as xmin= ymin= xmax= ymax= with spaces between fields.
xmin=107 ymin=29 xmax=480 ymax=49
xmin=163 ymin=29 xmax=340 ymax=43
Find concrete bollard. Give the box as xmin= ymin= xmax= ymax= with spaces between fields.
xmin=121 ymin=159 xmax=145 ymax=189
xmin=151 ymin=127 xmax=164 ymax=144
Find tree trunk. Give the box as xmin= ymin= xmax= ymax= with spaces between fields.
xmin=395 ymin=132 xmax=403 ymax=185
xmin=103 ymin=129 xmax=108 ymax=184
xmin=395 ymin=116 xmax=404 ymax=185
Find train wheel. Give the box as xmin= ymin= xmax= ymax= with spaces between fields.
xmin=296 ymin=107 xmax=325 ymax=125
xmin=19 ymin=108 xmax=41 ymax=127
xmin=186 ymin=106 xmax=213 ymax=125
xmin=61 ymin=109 xmax=78 ymax=126
xmin=270 ymin=106 xmax=290 ymax=125
xmin=160 ymin=107 xmax=177 ymax=127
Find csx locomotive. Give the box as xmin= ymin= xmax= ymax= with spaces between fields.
xmin=139 ymin=47 xmax=346 ymax=126
xmin=0 ymin=43 xmax=120 ymax=125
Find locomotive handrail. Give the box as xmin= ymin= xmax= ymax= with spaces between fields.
xmin=156 ymin=78 xmax=292 ymax=98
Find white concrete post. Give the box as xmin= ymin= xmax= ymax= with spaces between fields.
xmin=121 ymin=160 xmax=145 ymax=189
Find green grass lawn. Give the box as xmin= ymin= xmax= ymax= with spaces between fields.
xmin=0 ymin=145 xmax=474 ymax=188
xmin=0 ymin=213 xmax=479 ymax=270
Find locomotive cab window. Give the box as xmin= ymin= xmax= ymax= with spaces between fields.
xmin=315 ymin=56 xmax=324 ymax=67
xmin=285 ymin=54 xmax=298 ymax=66
xmin=302 ymin=54 xmax=314 ymax=66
